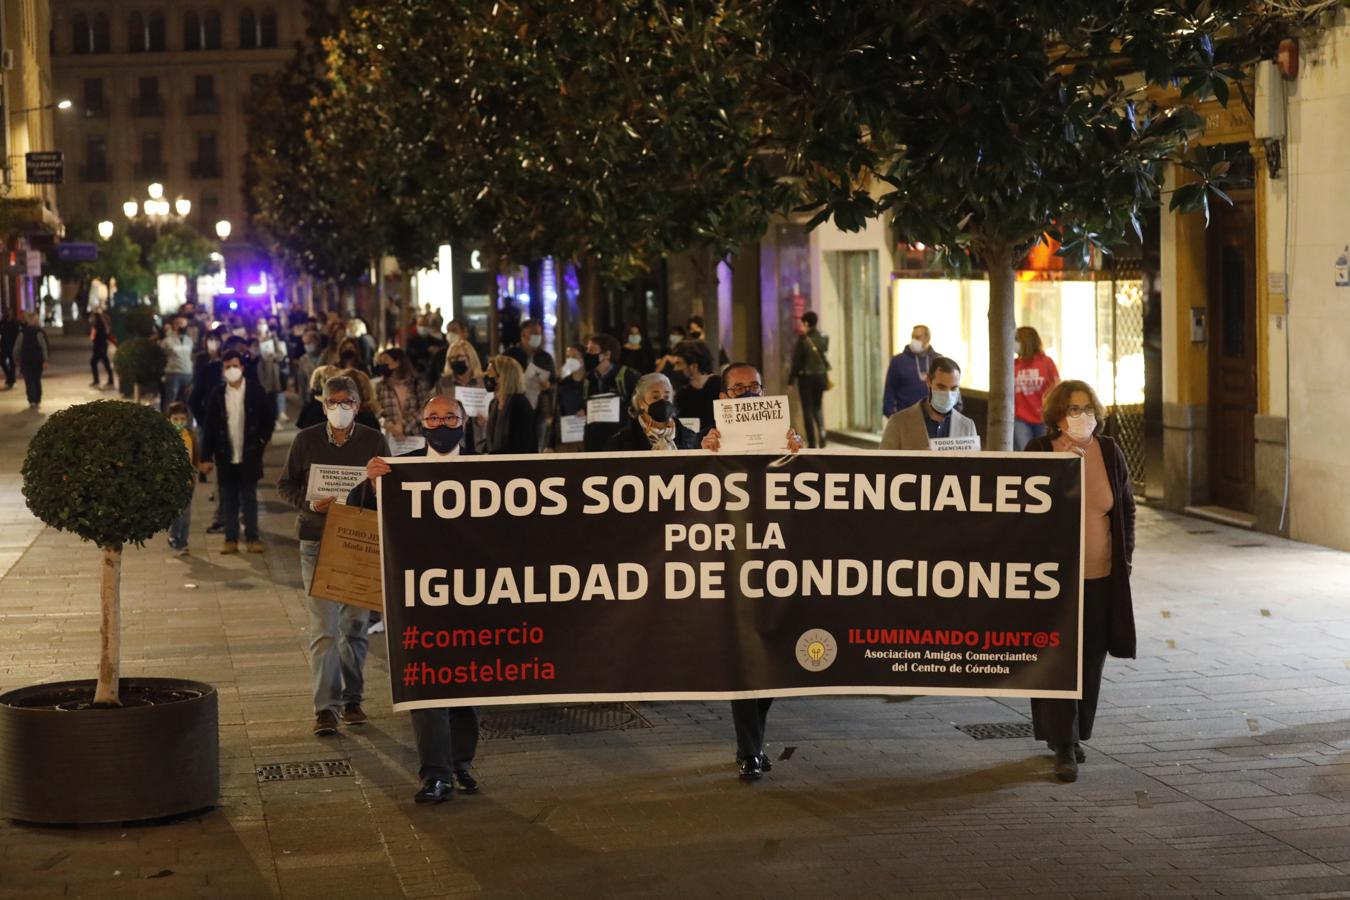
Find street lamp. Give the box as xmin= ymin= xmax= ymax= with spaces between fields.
xmin=215 ymin=220 xmax=232 ymax=240
xmin=175 ymin=197 xmax=191 ymax=218
xmin=56 ymin=99 xmax=72 ymax=111
xmin=97 ymin=220 xmax=114 ymax=240
xmin=147 ymin=182 xmax=164 ymax=201
xmin=122 ymin=199 xmax=138 ymax=219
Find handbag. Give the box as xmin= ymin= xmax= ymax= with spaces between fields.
xmin=806 ymin=335 xmax=834 ymax=391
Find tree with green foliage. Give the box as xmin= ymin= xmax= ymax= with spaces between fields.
xmin=112 ymin=336 xmax=167 ymax=401
xmin=767 ymin=0 xmax=1293 ymax=448
xmin=22 ymin=402 xmax=194 ymax=705
xmin=147 ymin=223 xmax=221 ymax=279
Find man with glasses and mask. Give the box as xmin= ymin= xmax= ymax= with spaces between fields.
xmin=879 ymin=356 xmax=978 ymax=451
xmin=700 ymin=362 xmax=802 ymax=780
xmin=351 ymin=395 xmax=483 ymax=804
xmin=277 ymin=375 xmax=390 ymax=737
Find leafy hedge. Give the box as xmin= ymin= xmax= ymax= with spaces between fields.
xmin=112 ymin=336 xmax=166 ymax=388
xmin=22 ymin=400 xmax=193 ymax=549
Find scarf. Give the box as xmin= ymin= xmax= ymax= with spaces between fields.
xmin=643 ymin=420 xmax=676 ymax=451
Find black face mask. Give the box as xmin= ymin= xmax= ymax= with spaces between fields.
xmin=646 ymin=399 xmax=674 ymax=423
xmin=425 ymin=425 xmax=463 ymax=453
xmin=371 ymin=363 xmax=391 ymax=378
xmin=668 ymin=370 xmax=690 ymax=390
xmin=483 ymin=376 xmax=499 ymax=393
xmin=340 ymin=352 xmax=357 ymax=366
xmin=449 ymin=359 xmax=469 ymax=376
xmin=583 ymin=352 xmax=601 ymax=372
xmin=688 ymin=330 xmax=703 ymax=341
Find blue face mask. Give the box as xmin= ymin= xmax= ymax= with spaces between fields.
xmin=930 ymin=387 xmax=959 ymax=415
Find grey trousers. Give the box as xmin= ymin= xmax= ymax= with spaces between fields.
xmin=411 ymin=708 xmax=480 ymax=782
xmin=300 ymin=540 xmax=370 ymax=715
xmin=731 ymin=698 xmax=774 ymax=761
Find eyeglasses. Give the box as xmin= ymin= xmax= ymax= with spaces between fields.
xmin=1065 ymin=405 xmax=1096 ymax=418
xmin=725 ymin=383 xmax=763 ymax=398
xmin=325 ymin=399 xmax=357 ymax=411
xmin=424 ymin=414 xmax=463 ymax=428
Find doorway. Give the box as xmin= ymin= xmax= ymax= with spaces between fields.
xmin=1206 ymin=191 xmax=1257 ymax=513
xmin=837 ymin=250 xmax=881 ymax=432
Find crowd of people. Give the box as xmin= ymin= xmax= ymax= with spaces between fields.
xmin=8 ymin=298 xmax=1129 ymax=800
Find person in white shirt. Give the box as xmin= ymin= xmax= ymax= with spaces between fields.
xmin=356 ymin=394 xmax=481 ymax=805
xmin=161 ymin=316 xmax=196 ymax=411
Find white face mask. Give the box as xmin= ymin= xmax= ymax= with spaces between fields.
xmin=528 ymin=334 xmax=543 ymax=349
xmin=909 ymin=338 xmax=926 ymax=354
xmin=1065 ymin=414 xmax=1096 ymax=442
xmin=561 ymin=357 xmax=582 ymax=378
xmin=930 ymin=387 xmax=959 ymax=414
xmin=627 ymin=334 xmax=642 ymax=347
xmin=223 ymin=366 xmax=243 ymax=385
xmin=326 ymin=405 xmax=356 ymax=430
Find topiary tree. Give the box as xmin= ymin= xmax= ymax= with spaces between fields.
xmin=112 ymin=336 xmax=166 ymax=403
xmin=21 ymin=401 xmax=194 ymax=705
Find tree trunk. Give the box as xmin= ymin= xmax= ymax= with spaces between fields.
xmin=133 ymin=383 xmax=140 ymax=404
xmin=985 ymin=244 xmax=1017 ymax=452
xmin=93 ymin=545 xmax=122 ymax=706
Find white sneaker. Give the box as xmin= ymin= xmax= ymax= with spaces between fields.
xmin=277 ymin=412 xmax=290 ymax=424
xmin=367 ymin=619 xmax=385 ymax=635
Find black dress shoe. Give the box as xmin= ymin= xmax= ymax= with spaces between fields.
xmin=757 ymin=753 xmax=773 ymax=772
xmin=1053 ymin=745 xmax=1079 ymax=783
xmin=414 ymin=779 xmax=453 ymax=804
xmin=452 ymin=770 xmax=479 ymax=794
xmin=737 ymin=756 xmax=764 ymax=780
xmin=1074 ymin=742 xmax=1086 ymax=764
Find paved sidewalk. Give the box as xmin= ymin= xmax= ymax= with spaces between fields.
xmin=2 ymin=338 xmax=1350 ymax=899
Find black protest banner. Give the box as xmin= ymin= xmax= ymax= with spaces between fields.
xmin=379 ymin=451 xmax=1083 ymax=710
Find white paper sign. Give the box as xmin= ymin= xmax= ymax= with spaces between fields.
xmin=928 ymin=436 xmax=981 ymax=452
xmin=714 ymin=395 xmax=790 ymax=452
xmin=560 ymin=413 xmax=587 ymax=443
xmin=386 ymin=435 xmax=427 ymax=456
xmin=524 ymin=361 xmax=549 ymax=409
xmin=679 ymin=417 xmax=702 ymax=434
xmin=457 ymin=386 xmax=490 ymax=418
xmin=587 ymin=394 xmax=622 ymax=424
xmin=306 ymin=465 xmax=367 ymax=504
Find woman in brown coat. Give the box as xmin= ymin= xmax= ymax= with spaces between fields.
xmin=1024 ymin=379 xmax=1136 ymax=783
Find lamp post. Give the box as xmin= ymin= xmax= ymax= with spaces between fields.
xmin=215 ymin=220 xmax=231 ymax=241
xmin=97 ymin=220 xmax=114 ymax=240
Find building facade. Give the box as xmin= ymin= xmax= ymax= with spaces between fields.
xmin=1 ymin=0 xmax=62 ymax=316
xmin=49 ymin=2 xmax=304 ymax=289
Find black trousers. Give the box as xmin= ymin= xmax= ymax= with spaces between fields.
xmin=21 ymin=366 xmax=41 ymax=405
xmin=91 ymin=344 xmax=112 ymax=383
xmin=1031 ymin=577 xmax=1112 ymax=746
xmin=796 ymin=375 xmax=827 ymax=448
xmin=1 ymin=345 xmax=14 ymax=387
xmin=411 ymin=707 xmax=479 ymax=782
xmin=730 ymin=698 xmax=774 ymax=761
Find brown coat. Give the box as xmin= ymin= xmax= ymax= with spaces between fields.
xmin=1026 ymin=433 xmax=1136 ymax=658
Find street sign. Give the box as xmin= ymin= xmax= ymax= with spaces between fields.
xmin=25 ymin=151 xmax=63 ymax=185
xmin=55 ymin=242 xmax=98 ymax=263
xmin=26 ymin=251 xmax=42 ymax=278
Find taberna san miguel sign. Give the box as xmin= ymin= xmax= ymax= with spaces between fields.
xmin=377 ymin=450 xmax=1084 ymax=710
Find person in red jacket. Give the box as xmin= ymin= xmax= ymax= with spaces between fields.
xmin=1013 ymin=326 xmax=1059 ymax=450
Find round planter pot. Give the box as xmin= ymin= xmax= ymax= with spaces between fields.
xmin=0 ymin=678 xmax=218 ymax=824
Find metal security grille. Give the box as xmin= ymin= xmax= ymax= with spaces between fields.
xmin=954 ymin=722 xmax=1035 ymax=740
xmin=1099 ymin=265 xmax=1148 ymax=492
xmin=481 ymin=703 xmax=654 ymax=740
xmin=256 ymin=759 xmax=354 ymax=783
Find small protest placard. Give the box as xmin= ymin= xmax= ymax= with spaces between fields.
xmin=929 ymin=436 xmax=981 ymax=452
xmin=714 ymin=395 xmax=790 ymax=451
xmin=560 ymin=413 xmax=587 ymax=443
xmin=679 ymin=417 xmax=702 ymax=435
xmin=586 ymin=394 xmax=621 ymax=424
xmin=306 ymin=464 xmax=367 ymax=505
xmin=458 ymin=386 xmax=490 ymax=418
xmin=387 ymin=435 xmax=427 ymax=456
xmin=309 ymin=503 xmax=382 ymax=611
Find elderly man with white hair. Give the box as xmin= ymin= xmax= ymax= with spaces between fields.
xmin=603 ymin=371 xmax=701 ymax=451
xmin=277 ymin=374 xmax=390 ymax=737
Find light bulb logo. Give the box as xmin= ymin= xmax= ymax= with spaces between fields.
xmin=795 ymin=629 xmax=837 ymax=672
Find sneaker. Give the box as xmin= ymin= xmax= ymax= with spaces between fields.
xmin=340 ymin=703 xmax=368 ymax=726
xmin=367 ymin=619 xmax=385 ymax=635
xmin=220 ymin=541 xmax=239 ymax=554
xmin=313 ymin=709 xmax=339 ymax=737
xmin=277 ymin=412 xmax=290 ymax=424
xmin=413 ymin=778 xmax=453 ymax=804
xmin=245 ymin=540 xmax=266 ymax=554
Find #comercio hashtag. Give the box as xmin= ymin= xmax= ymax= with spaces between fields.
xmin=402 ymin=626 xmax=419 ymax=649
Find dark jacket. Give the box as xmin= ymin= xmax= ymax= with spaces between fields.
xmin=1026 ymin=433 xmax=1136 ymax=659
xmin=789 ymin=328 xmax=830 ymax=383
xmin=486 ymin=393 xmax=537 ymax=454
xmin=200 ymin=379 xmax=276 ymax=481
xmin=347 ymin=442 xmax=476 ymax=509
xmin=582 ymin=364 xmax=640 ymax=452
xmin=0 ymin=316 xmax=19 ymax=352
xmin=604 ymin=418 xmax=701 ymax=452
xmin=277 ymin=422 xmax=388 ymax=541
xmin=189 ymin=354 xmax=222 ymax=424
xmin=15 ymin=325 xmax=48 ymax=370
xmin=883 ymin=347 xmax=938 ymax=417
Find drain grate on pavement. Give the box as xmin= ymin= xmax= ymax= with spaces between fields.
xmin=955 ymin=722 xmax=1035 ymax=740
xmin=256 ymin=759 xmax=354 ymax=783
xmin=481 ymin=703 xmax=653 ymax=739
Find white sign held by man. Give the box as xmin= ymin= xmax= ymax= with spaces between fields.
xmin=560 ymin=413 xmax=587 ymax=443
xmin=714 ymin=395 xmax=791 ymax=451
xmin=306 ymin=464 xmax=367 ymax=505
xmin=587 ymin=394 xmax=622 ymax=424
xmin=929 ymin=436 xmax=982 ymax=453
